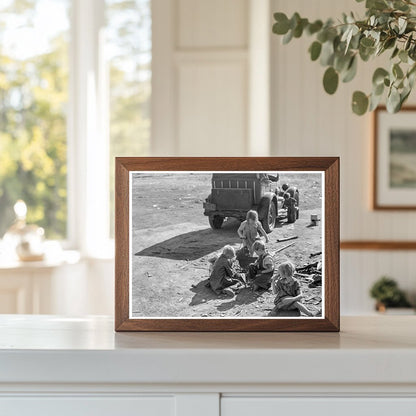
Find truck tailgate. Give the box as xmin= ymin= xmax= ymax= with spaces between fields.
xmin=211 ymin=188 xmax=253 ymax=210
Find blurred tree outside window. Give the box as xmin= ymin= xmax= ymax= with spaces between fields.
xmin=106 ymin=0 xmax=151 ymax=237
xmin=0 ymin=0 xmax=70 ymax=239
xmin=0 ymin=0 xmax=151 ymax=242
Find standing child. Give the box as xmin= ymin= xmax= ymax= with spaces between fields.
xmin=237 ymin=210 xmax=269 ymax=256
xmin=271 ymin=261 xmax=314 ymax=316
xmin=283 ymin=193 xmax=297 ymax=223
xmin=246 ymin=240 xmax=274 ymax=291
xmin=208 ymin=246 xmax=245 ymax=296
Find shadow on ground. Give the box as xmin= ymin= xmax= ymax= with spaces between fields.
xmin=215 ymin=288 xmax=262 ymax=312
xmin=188 ymin=278 xmax=262 ymax=312
xmin=188 ymin=279 xmax=219 ymax=306
xmin=135 ymin=219 xmax=241 ymax=261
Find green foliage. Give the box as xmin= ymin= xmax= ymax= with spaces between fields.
xmin=352 ymin=90 xmax=369 ymax=114
xmin=323 ymin=67 xmax=339 ymax=94
xmin=0 ymin=10 xmax=69 ymax=238
xmin=272 ymin=0 xmax=416 ymax=115
xmin=273 ymin=13 xmax=290 ymax=35
xmin=369 ymin=276 xmax=411 ymax=307
xmin=309 ymin=41 xmax=322 ymax=61
xmin=0 ymin=0 xmax=151 ymax=239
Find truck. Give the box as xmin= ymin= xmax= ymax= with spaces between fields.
xmin=203 ymin=173 xmax=299 ymax=232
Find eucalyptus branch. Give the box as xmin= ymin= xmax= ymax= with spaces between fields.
xmin=272 ymin=0 xmax=416 ymax=115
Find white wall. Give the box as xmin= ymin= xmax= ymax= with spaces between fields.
xmin=270 ymin=0 xmax=416 ymax=313
xmin=152 ymin=0 xmax=272 ymax=156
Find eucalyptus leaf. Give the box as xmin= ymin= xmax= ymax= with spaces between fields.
xmin=320 ymin=40 xmax=335 ymax=66
xmin=293 ymin=18 xmax=309 ymax=38
xmin=393 ymin=63 xmax=404 ymax=79
xmin=352 ymin=91 xmax=369 ymax=115
xmin=360 ymin=37 xmax=375 ymax=48
xmin=359 ymin=44 xmax=375 ymax=61
xmin=366 ymin=0 xmax=388 ymax=10
xmin=398 ymin=17 xmax=407 ymax=34
xmin=307 ymin=20 xmax=323 ymax=35
xmin=405 ymin=33 xmax=413 ymax=50
xmin=342 ymin=56 xmax=358 ymax=82
xmin=282 ymin=29 xmax=293 ymax=44
xmin=399 ymin=49 xmax=408 ymax=63
xmin=309 ymin=41 xmax=322 ymax=61
xmin=273 ymin=13 xmax=290 ymax=34
xmin=373 ymin=82 xmax=385 ymax=95
xmin=391 ymin=47 xmax=399 ymax=59
xmin=290 ymin=12 xmax=301 ymax=30
xmin=323 ymin=67 xmax=339 ymax=94
xmin=369 ymin=92 xmax=383 ymax=111
xmin=383 ymin=37 xmax=396 ymax=50
xmin=372 ymin=67 xmax=389 ymax=85
xmin=393 ymin=0 xmax=410 ymax=11
xmin=386 ymin=87 xmax=401 ymax=112
xmin=408 ymin=70 xmax=416 ymax=88
xmin=334 ymin=52 xmax=352 ymax=72
xmin=401 ymin=87 xmax=411 ymax=106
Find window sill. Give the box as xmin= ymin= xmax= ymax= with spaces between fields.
xmin=0 ymin=249 xmax=81 ymax=271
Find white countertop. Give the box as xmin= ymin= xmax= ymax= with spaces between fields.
xmin=0 ymin=315 xmax=415 ymax=386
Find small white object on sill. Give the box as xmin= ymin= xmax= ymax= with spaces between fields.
xmin=0 ymin=239 xmax=80 ymax=270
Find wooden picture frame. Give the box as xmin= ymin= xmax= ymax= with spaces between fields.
xmin=373 ymin=106 xmax=416 ymax=210
xmin=115 ymin=157 xmax=339 ymax=332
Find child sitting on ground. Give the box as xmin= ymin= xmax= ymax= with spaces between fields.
xmin=208 ymin=246 xmax=245 ymax=296
xmin=271 ymin=261 xmax=314 ymax=316
xmin=246 ymin=240 xmax=274 ymax=291
xmin=237 ymin=210 xmax=269 ymax=256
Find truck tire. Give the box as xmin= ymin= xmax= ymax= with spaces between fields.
xmin=261 ymin=201 xmax=276 ymax=233
xmin=209 ymin=215 xmax=224 ymax=230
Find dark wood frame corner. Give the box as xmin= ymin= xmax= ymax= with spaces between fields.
xmin=115 ymin=157 xmax=340 ymax=332
xmin=373 ymin=105 xmax=416 ymax=211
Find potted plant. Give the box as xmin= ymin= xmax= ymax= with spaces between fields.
xmin=369 ymin=276 xmax=414 ymax=313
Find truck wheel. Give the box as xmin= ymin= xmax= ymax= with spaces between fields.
xmin=287 ymin=205 xmax=296 ymax=223
xmin=209 ymin=215 xmax=224 ymax=230
xmin=261 ymin=201 xmax=276 ymax=233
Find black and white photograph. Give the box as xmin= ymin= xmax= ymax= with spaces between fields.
xmin=130 ymin=171 xmax=324 ymax=319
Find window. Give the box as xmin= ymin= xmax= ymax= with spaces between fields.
xmin=0 ymin=0 xmax=151 ymax=250
xmin=0 ymin=0 xmax=70 ymax=239
xmin=106 ymin=0 xmax=151 ymax=237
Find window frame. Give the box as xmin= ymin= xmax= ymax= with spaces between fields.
xmin=67 ymin=0 xmax=112 ymax=257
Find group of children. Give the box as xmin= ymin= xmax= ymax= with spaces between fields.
xmin=207 ymin=209 xmax=315 ymax=317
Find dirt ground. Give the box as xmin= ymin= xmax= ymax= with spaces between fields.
xmin=131 ymin=172 xmax=323 ymax=318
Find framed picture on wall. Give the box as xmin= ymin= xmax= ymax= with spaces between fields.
xmin=374 ymin=106 xmax=416 ymax=209
xmin=115 ymin=157 xmax=339 ymax=332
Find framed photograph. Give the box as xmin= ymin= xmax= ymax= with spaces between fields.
xmin=374 ymin=106 xmax=416 ymax=209
xmin=115 ymin=157 xmax=339 ymax=332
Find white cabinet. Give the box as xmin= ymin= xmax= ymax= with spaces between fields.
xmin=222 ymin=397 xmax=416 ymax=416
xmin=1 ymin=316 xmax=416 ymax=416
xmin=1 ymin=396 xmax=175 ymax=416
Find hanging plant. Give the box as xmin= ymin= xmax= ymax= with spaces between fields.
xmin=272 ymin=0 xmax=416 ymax=115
